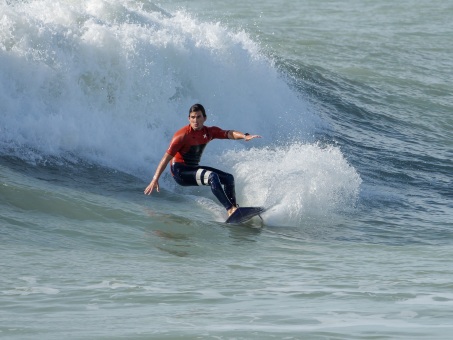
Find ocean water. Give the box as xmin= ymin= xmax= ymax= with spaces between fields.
xmin=1 ymin=0 xmax=452 ymax=339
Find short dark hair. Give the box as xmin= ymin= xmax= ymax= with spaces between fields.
xmin=189 ymin=103 xmax=206 ymax=117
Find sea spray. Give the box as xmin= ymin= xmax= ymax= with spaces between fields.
xmin=222 ymin=143 xmax=362 ymax=226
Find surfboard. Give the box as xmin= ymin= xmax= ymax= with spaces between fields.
xmin=225 ymin=207 xmax=265 ymax=224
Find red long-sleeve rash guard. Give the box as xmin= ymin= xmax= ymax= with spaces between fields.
xmin=166 ymin=125 xmax=229 ymax=167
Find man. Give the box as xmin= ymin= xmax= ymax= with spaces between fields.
xmin=144 ymin=103 xmax=261 ymax=216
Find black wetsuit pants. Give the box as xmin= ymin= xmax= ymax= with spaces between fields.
xmin=171 ymin=162 xmax=237 ymax=210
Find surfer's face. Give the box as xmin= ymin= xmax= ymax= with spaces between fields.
xmin=188 ymin=111 xmax=206 ymax=131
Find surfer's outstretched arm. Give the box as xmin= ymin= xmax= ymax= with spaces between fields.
xmin=144 ymin=153 xmax=173 ymax=195
xmin=227 ymin=130 xmax=261 ymax=141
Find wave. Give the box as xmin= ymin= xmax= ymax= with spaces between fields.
xmin=0 ymin=0 xmax=361 ymax=222
xmin=0 ymin=0 xmax=316 ymax=167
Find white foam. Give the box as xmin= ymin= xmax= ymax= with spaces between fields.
xmin=85 ymin=280 xmax=136 ymax=290
xmin=0 ymin=0 xmax=320 ymax=177
xmin=399 ymin=293 xmax=453 ymax=306
xmin=2 ymin=277 xmax=60 ymax=295
xmin=221 ymin=143 xmax=362 ymax=227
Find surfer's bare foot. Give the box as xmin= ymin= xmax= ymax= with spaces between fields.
xmin=227 ymin=206 xmax=238 ymax=216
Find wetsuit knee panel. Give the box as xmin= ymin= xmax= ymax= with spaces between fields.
xmin=208 ymin=172 xmax=221 ymax=187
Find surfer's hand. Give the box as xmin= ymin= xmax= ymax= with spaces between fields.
xmin=144 ymin=178 xmax=159 ymax=195
xmin=245 ymin=134 xmax=261 ymax=141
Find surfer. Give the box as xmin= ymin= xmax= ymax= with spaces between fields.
xmin=144 ymin=103 xmax=261 ymax=216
